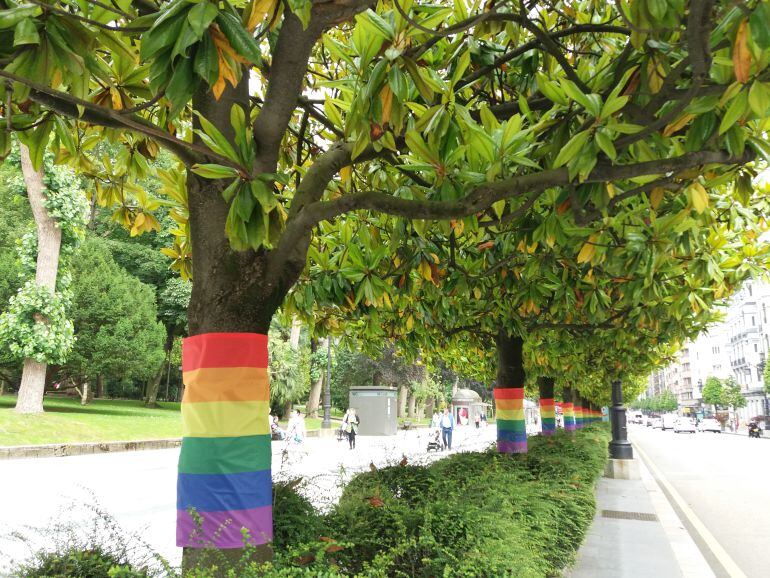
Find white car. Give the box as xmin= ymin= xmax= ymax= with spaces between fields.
xmin=698 ymin=418 xmax=722 ymax=433
xmin=662 ymin=414 xmax=677 ymax=430
xmin=674 ymin=418 xmax=696 ymax=433
xmin=652 ymin=417 xmax=663 ymax=429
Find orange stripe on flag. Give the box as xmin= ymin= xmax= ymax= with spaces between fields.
xmin=183 ymin=367 xmax=269 ymax=403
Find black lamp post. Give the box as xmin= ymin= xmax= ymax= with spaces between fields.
xmin=322 ymin=337 xmax=332 ymax=429
xmin=609 ymin=379 xmax=634 ymax=459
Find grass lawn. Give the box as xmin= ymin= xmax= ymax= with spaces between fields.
xmin=0 ymin=395 xmax=182 ymax=446
xmin=0 ymin=395 xmax=333 ymax=446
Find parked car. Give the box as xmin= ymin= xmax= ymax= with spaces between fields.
xmin=662 ymin=414 xmax=677 ymax=430
xmin=652 ymin=417 xmax=663 ymax=429
xmin=698 ymin=418 xmax=722 ymax=433
xmin=674 ymin=417 xmax=696 ymax=433
xmin=629 ymin=411 xmax=644 ymax=424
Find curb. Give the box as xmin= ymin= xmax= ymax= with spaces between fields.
xmin=0 ymin=438 xmax=182 ymax=460
xmin=0 ymin=425 xmax=347 ymax=460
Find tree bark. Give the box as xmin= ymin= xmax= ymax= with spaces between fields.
xmin=289 ymin=317 xmax=301 ymax=349
xmin=147 ymin=327 xmax=174 ymax=408
xmin=425 ymin=396 xmax=435 ymax=418
xmin=96 ymin=374 xmax=105 ymax=399
xmin=80 ymin=380 xmax=93 ymax=405
xmin=494 ymin=332 xmax=527 ymax=453
xmin=398 ymin=385 xmax=408 ymax=418
xmin=15 ymin=144 xmax=62 ymax=415
xmin=306 ymin=338 xmax=324 ymax=418
xmin=282 ymin=400 xmax=293 ymax=419
xmin=408 ymin=391 xmax=417 ymax=419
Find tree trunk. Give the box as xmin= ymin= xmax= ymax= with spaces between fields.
xmin=306 ymin=338 xmax=324 ymax=418
xmin=494 ymin=332 xmax=527 ymax=453
xmin=80 ymin=381 xmax=93 ymax=405
xmin=425 ymin=396 xmax=435 ymax=418
xmin=147 ymin=327 xmax=174 ymax=408
xmin=562 ymin=387 xmax=576 ymax=432
xmin=96 ymin=374 xmax=105 ymax=399
xmin=289 ymin=316 xmax=301 ymax=349
xmin=398 ymin=385 xmax=408 ymax=418
xmin=14 ymin=145 xmax=62 ymax=415
xmin=408 ymin=391 xmax=417 ymax=419
xmin=282 ymin=400 xmax=293 ymax=418
xmin=538 ymin=377 xmax=556 ymax=436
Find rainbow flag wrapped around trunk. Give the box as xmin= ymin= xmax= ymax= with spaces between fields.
xmin=563 ymin=401 xmax=575 ymax=432
xmin=494 ymin=387 xmax=527 ymax=453
xmin=575 ymin=400 xmax=584 ymax=429
xmin=177 ymin=333 xmax=272 ymax=549
xmin=540 ymin=397 xmax=556 ymax=435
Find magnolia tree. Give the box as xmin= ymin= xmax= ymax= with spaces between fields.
xmin=1 ymin=0 xmax=770 ymax=564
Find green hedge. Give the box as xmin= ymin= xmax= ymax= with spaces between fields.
xmin=254 ymin=425 xmax=609 ymax=577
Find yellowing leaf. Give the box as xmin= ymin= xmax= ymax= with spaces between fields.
xmin=246 ymin=0 xmax=277 ymax=32
xmin=662 ymin=113 xmax=694 ymax=137
xmin=577 ymin=235 xmax=598 ymax=264
xmin=687 ymin=182 xmax=709 ymax=213
xmin=733 ymin=19 xmax=751 ymax=84
xmin=650 ymin=187 xmax=664 ymax=209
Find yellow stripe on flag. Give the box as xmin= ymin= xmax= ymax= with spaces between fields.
xmin=497 ymin=408 xmax=525 ymax=421
xmin=496 ymin=399 xmax=523 ymax=411
xmin=182 ymin=401 xmax=270 ymax=437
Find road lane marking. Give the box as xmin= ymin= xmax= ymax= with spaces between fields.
xmin=635 ymin=443 xmax=748 ymax=578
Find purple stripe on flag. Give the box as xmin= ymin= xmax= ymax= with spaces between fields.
xmin=497 ymin=440 xmax=527 ymax=453
xmin=176 ymin=506 xmax=273 ymax=548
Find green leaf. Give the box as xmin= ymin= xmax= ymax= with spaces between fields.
xmin=0 ymin=5 xmax=42 ymax=30
xmin=600 ymin=95 xmax=629 ymax=119
xmin=193 ymin=31 xmax=219 ymax=84
xmin=216 ymin=11 xmax=262 ymax=65
xmin=405 ymin=130 xmax=437 ymax=164
xmin=404 ymin=57 xmax=434 ymax=101
xmin=17 ymin=119 xmax=53 ymax=171
xmin=166 ymin=57 xmax=197 ymax=118
xmin=560 ymin=79 xmax=600 ymax=116
xmin=53 ymin=116 xmax=76 ymax=154
xmin=13 ymin=18 xmax=38 ymax=46
xmin=749 ymin=3 xmax=770 ymax=50
xmin=553 ymin=130 xmax=591 ymax=168
xmin=360 ymin=9 xmax=394 ymax=40
xmin=748 ymin=81 xmax=770 ymax=117
xmin=187 ymin=1 xmax=219 ymax=37
xmin=536 ymin=72 xmax=568 ymax=105
xmin=191 ymin=164 xmax=240 ymax=179
xmin=594 ymin=130 xmax=617 ymax=160
xmin=141 ymin=11 xmax=188 ymax=61
xmin=718 ymin=89 xmax=748 ymax=135
xmin=451 ymin=50 xmax=471 ymax=88
xmin=171 ymin=20 xmax=199 ymax=59
xmin=234 ymin=185 xmax=256 ymax=220
xmin=195 ymin=113 xmax=239 ymax=161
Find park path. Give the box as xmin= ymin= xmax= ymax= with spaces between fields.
xmin=0 ymin=424 xmax=496 ymax=572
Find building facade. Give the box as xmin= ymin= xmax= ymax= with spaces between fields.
xmin=646 ymin=279 xmax=770 ymax=422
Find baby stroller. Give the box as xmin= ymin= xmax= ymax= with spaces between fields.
xmin=427 ymin=428 xmax=442 ymax=452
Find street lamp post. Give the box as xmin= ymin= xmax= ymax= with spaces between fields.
xmin=609 ymin=379 xmax=634 ymax=459
xmin=322 ymin=337 xmax=332 ymax=429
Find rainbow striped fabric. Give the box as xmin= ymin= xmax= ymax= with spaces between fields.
xmin=539 ymin=397 xmax=555 ymax=435
xmin=575 ymin=401 xmax=584 ymax=429
xmin=563 ymin=401 xmax=575 ymax=431
xmin=177 ymin=333 xmax=272 ymax=549
xmin=494 ymin=387 xmax=527 ymax=453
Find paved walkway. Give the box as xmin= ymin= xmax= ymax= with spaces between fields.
xmin=566 ymin=455 xmax=714 ymax=578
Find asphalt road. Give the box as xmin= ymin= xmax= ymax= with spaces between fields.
xmin=630 ymin=424 xmax=770 ymax=578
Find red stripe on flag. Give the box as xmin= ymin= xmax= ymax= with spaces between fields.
xmin=182 ymin=333 xmax=268 ymax=371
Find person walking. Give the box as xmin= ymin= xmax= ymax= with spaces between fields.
xmin=286 ymin=409 xmax=306 ymax=446
xmin=431 ymin=410 xmax=441 ymax=429
xmin=343 ymin=408 xmax=360 ymax=449
xmin=440 ymin=407 xmax=454 ymax=450
xmin=474 ymin=413 xmax=481 ymax=429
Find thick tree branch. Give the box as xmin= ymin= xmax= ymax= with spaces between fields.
xmin=458 ymin=24 xmax=629 ymax=89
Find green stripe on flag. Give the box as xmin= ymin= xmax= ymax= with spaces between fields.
xmin=179 ymin=434 xmax=272 ymax=474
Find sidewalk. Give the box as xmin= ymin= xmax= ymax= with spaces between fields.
xmin=565 ymin=457 xmax=714 ymax=578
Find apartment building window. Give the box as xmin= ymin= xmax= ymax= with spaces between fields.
xmin=752 ymin=316 xmax=755 ymax=326
xmin=755 ymin=343 xmax=758 ymax=352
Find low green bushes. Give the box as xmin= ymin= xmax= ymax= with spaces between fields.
xmin=255 ymin=424 xmax=609 ymax=577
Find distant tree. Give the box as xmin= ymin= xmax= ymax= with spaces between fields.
xmin=268 ymin=330 xmax=310 ymax=417
xmin=658 ymin=390 xmax=678 ymax=412
xmin=722 ymin=377 xmax=747 ymax=412
xmin=701 ymin=376 xmax=725 ymax=409
xmin=64 ymin=239 xmax=165 ymax=402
